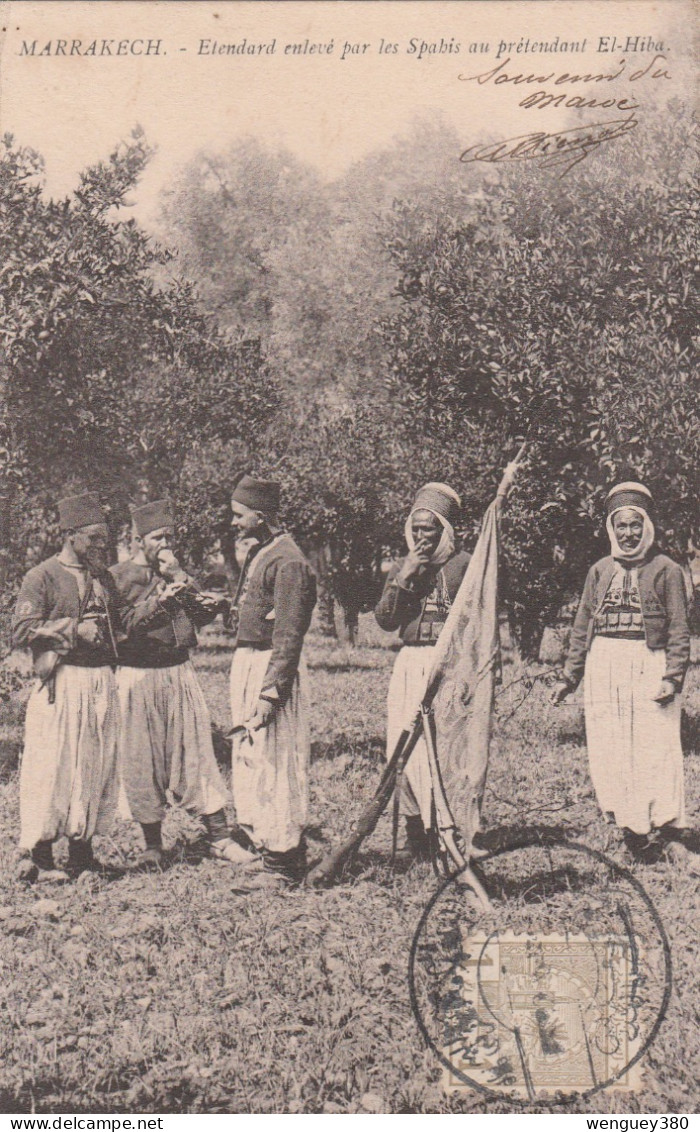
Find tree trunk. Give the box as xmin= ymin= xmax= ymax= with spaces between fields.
xmin=340 ymin=605 xmax=359 ymax=646
xmin=316 ymin=577 xmax=337 ymax=638
xmin=307 ymin=545 xmax=337 ymax=639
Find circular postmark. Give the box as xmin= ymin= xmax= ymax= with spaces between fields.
xmin=409 ymin=837 xmax=672 ymax=1104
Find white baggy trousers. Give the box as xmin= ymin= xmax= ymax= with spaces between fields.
xmin=230 ymin=648 xmax=309 ymax=853
xmin=20 ymin=664 xmax=119 ymax=850
xmin=117 ymin=661 xmax=228 ymax=824
xmin=584 ymin=636 xmax=686 ymax=835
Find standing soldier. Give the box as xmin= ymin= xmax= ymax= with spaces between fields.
xmin=111 ymin=499 xmax=252 ymax=869
xmin=13 ymin=492 xmax=121 ymax=881
xmin=374 ymin=482 xmax=471 ymax=861
xmin=551 ymin=483 xmax=693 ymax=861
xmin=229 ymin=475 xmax=317 ymax=880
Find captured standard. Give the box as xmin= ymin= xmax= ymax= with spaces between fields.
xmin=197 ymin=38 xmax=277 ymax=55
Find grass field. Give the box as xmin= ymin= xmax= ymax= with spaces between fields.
xmin=0 ymin=619 xmax=698 ymax=1114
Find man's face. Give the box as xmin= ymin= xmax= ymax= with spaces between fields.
xmin=141 ymin=526 xmax=174 ymax=569
xmin=71 ymin=523 xmax=109 ymax=574
xmin=612 ymin=508 xmax=644 ymax=552
xmin=411 ymin=509 xmax=443 ymax=557
xmin=231 ymin=499 xmax=264 ymax=540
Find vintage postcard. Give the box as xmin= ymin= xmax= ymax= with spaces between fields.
xmin=0 ymin=0 xmax=697 ymax=1121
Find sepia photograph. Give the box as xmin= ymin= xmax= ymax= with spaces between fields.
xmin=0 ymin=0 xmax=697 ymax=1120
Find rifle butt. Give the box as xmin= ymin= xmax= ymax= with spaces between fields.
xmin=307 ymin=723 xmax=421 ymax=888
xmin=307 ymin=789 xmax=393 ymax=887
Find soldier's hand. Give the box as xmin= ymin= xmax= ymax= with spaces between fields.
xmin=398 ymin=538 xmax=433 ymax=581
xmin=652 ymin=679 xmax=676 ymax=705
xmin=77 ymin=620 xmax=101 ymax=647
xmin=198 ymin=591 xmax=226 ymax=611
xmin=157 ymin=550 xmax=181 ymax=579
xmin=159 ymin=581 xmax=188 ymax=609
xmin=243 ymin=699 xmax=278 ymax=732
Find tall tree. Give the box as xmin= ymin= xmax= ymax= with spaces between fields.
xmin=0 ymin=129 xmax=277 ymax=615
xmin=379 ymin=104 xmax=699 ymax=652
xmin=158 ymin=138 xmax=331 ymax=339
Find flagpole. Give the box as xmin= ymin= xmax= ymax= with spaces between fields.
xmin=307 ymin=445 xmax=527 ymax=889
xmin=411 ymin=442 xmax=528 ymax=724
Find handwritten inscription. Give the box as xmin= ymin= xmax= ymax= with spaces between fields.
xmin=461 ymin=53 xmax=672 ymax=88
xmin=460 ymin=117 xmax=638 ymax=174
xmin=458 ymin=52 xmax=670 ymax=173
xmin=459 ymin=53 xmax=671 ymax=113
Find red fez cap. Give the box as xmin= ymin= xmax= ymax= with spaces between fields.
xmin=605 ymin=482 xmax=653 ymax=516
xmin=58 ymin=492 xmax=105 ymax=531
xmin=131 ymin=499 xmax=175 ymax=537
xmin=231 ymin=474 xmax=281 ymax=516
xmin=412 ymin=482 xmax=461 ymax=526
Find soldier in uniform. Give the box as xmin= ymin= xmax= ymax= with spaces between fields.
xmin=229 ymin=476 xmax=317 ymax=880
xmin=13 ymin=492 xmax=121 ymax=880
xmin=111 ymin=499 xmax=253 ymax=869
xmin=374 ymin=482 xmax=471 ymax=860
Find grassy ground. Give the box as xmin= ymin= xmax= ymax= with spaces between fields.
xmin=0 ymin=619 xmax=697 ymax=1114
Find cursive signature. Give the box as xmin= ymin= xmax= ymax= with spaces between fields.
xmin=460 ymin=116 xmax=638 ymax=175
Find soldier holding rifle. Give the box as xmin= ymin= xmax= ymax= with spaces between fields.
xmin=311 ymin=457 xmax=523 ymax=889
xmin=375 ymin=483 xmax=471 ymax=861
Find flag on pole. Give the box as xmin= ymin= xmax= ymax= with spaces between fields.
xmin=403 ymin=499 xmax=502 ymax=851
xmin=308 ymin=454 xmax=521 ymax=888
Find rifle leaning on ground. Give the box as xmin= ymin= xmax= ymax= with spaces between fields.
xmin=307 ymin=447 xmax=526 ymax=903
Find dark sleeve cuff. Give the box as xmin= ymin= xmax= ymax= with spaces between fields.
xmin=259 ymin=687 xmax=281 ymax=704
xmin=394 ymin=575 xmax=417 ymax=593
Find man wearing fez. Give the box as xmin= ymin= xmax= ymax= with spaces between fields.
xmin=375 ymin=482 xmax=471 ymax=861
xmin=111 ymin=499 xmax=251 ymax=869
xmin=229 ymin=475 xmax=317 ymax=879
xmin=12 ymin=492 xmax=121 ymax=880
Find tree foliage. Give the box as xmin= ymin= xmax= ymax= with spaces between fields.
xmin=0 ymin=129 xmax=277 ymax=604
xmin=3 ymin=107 xmax=697 ymax=655
xmin=157 ymin=122 xmax=479 ymax=406
xmin=379 ymin=105 xmax=699 ymax=650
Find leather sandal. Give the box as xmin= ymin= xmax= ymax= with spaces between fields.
xmin=130 ymin=847 xmax=164 ymax=872
xmin=209 ymin=837 xmax=261 ymax=867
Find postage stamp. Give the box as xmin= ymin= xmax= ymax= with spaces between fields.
xmin=409 ymin=839 xmax=672 ymax=1105
xmin=440 ymin=931 xmax=643 ymax=1098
